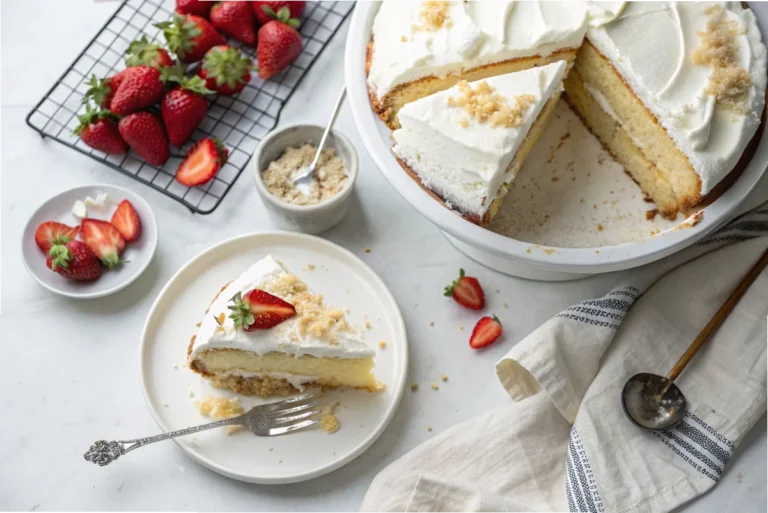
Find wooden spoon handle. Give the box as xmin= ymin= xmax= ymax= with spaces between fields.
xmin=667 ymin=247 xmax=768 ymax=383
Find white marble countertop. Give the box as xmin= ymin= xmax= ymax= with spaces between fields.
xmin=1 ymin=1 xmax=765 ymax=511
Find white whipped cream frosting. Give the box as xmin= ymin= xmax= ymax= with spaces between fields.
xmin=189 ymin=255 xmax=374 ymax=361
xmin=368 ymin=1 xmax=592 ymax=99
xmin=393 ymin=61 xmax=567 ymax=217
xmin=587 ymin=2 xmax=767 ymax=194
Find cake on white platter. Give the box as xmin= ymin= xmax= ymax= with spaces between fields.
xmin=393 ymin=62 xmax=567 ymax=225
xmin=188 ymin=255 xmax=380 ymax=396
xmin=367 ymin=1 xmax=767 ymax=221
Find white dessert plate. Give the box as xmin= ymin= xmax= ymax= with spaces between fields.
xmin=21 ymin=184 xmax=158 ymax=299
xmin=139 ymin=232 xmax=408 ymax=484
xmin=345 ymin=2 xmax=768 ymax=278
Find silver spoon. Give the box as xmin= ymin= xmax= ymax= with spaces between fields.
xmin=293 ymin=86 xmax=347 ymax=195
xmin=622 ymin=247 xmax=768 ymax=431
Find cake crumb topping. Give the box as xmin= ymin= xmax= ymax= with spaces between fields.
xmin=196 ymin=396 xmax=244 ymax=435
xmin=448 ymin=80 xmax=535 ymax=128
xmin=691 ymin=5 xmax=751 ymax=113
xmin=414 ymin=1 xmax=451 ymax=32
xmin=411 ymin=382 xmax=418 ymax=390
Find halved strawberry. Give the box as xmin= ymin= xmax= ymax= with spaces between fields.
xmin=175 ymin=137 xmax=228 ymax=187
xmin=81 ymin=218 xmax=126 ymax=269
xmin=444 ymin=269 xmax=485 ymax=310
xmin=111 ymin=200 xmax=142 ymax=242
xmin=226 ymin=289 xmax=296 ymax=331
xmin=469 ymin=315 xmax=502 ymax=349
xmin=34 ymin=221 xmax=80 ymax=253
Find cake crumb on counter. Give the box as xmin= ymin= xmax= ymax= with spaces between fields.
xmin=440 ymin=373 xmax=448 ymax=381
xmin=411 ymin=382 xmax=418 ymax=390
xmin=364 ymin=247 xmax=371 ymax=253
xmin=426 ymin=426 xmax=432 ymax=432
xmin=431 ymin=383 xmax=439 ymax=391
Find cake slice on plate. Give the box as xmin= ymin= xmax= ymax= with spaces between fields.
xmin=188 ymin=255 xmax=380 ymax=396
xmin=392 ymin=61 xmax=567 ymax=225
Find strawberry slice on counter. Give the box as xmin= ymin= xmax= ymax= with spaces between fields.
xmin=175 ymin=137 xmax=228 ymax=187
xmin=34 ymin=221 xmax=80 ymax=253
xmin=211 ymin=1 xmax=257 ymax=46
xmin=109 ymin=65 xmax=165 ymax=116
xmin=469 ymin=315 xmax=503 ymax=349
xmin=46 ymin=239 xmax=102 ymax=282
xmin=111 ymin=200 xmax=142 ymax=243
xmin=156 ymin=13 xmax=226 ymax=63
xmin=160 ymin=66 xmax=213 ymax=147
xmin=444 ymin=269 xmax=485 ymax=310
xmin=252 ymin=1 xmax=305 ymax=26
xmin=81 ymin=218 xmax=126 ymax=269
xmin=73 ymin=105 xmax=128 ymax=156
xmin=125 ymin=35 xmax=174 ymax=69
xmin=256 ymin=7 xmax=303 ymax=79
xmin=118 ymin=111 xmax=170 ymax=166
xmin=199 ymin=45 xmax=252 ymax=95
xmin=227 ymin=289 xmax=297 ymax=331
xmin=175 ymin=0 xmax=212 ymax=18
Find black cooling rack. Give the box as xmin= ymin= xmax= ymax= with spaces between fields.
xmin=26 ymin=0 xmax=353 ymax=214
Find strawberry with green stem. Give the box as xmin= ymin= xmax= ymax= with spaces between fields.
xmin=210 ymin=1 xmax=257 ymax=46
xmin=256 ymin=6 xmax=303 ymax=79
xmin=81 ymin=218 xmax=126 ymax=269
xmin=82 ymin=69 xmax=134 ymax=110
xmin=198 ymin=45 xmax=252 ymax=95
xmin=252 ymin=1 xmax=305 ymax=26
xmin=160 ymin=64 xmax=213 ymax=147
xmin=444 ymin=269 xmax=485 ymax=310
xmin=125 ymin=35 xmax=174 ymax=68
xmin=73 ymin=104 xmax=128 ymax=155
xmin=109 ymin=65 xmax=165 ymax=115
xmin=469 ymin=315 xmax=503 ymax=349
xmin=226 ymin=289 xmax=296 ymax=331
xmin=34 ymin=221 xmax=80 ymax=253
xmin=46 ymin=238 xmax=103 ymax=282
xmin=156 ymin=13 xmax=225 ymax=63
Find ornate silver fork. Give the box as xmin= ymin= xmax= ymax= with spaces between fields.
xmin=84 ymin=392 xmax=321 ymax=466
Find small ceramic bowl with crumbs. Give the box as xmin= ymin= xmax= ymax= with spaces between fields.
xmin=253 ymin=124 xmax=358 ymax=234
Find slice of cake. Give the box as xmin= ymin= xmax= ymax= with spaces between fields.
xmin=564 ymin=2 xmax=767 ymax=217
xmin=188 ymin=255 xmax=379 ymax=396
xmin=392 ymin=61 xmax=568 ymax=225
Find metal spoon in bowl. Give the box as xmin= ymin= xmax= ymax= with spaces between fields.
xmin=622 ymin=247 xmax=768 ymax=431
xmin=293 ymin=86 xmax=347 ymax=195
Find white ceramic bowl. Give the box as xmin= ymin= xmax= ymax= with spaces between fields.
xmin=21 ymin=184 xmax=158 ymax=298
xmin=344 ymin=2 xmax=768 ymax=280
xmin=252 ymin=124 xmax=359 ymax=234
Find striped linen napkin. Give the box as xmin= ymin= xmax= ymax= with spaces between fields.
xmin=361 ymin=204 xmax=768 ymax=512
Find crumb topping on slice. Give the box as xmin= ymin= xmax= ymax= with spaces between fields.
xmin=691 ymin=5 xmax=751 ymax=113
xmin=413 ymin=1 xmax=451 ymax=32
xmin=448 ymin=80 xmax=535 ymax=128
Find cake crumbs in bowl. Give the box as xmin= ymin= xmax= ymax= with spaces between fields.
xmin=262 ymin=143 xmax=348 ymax=206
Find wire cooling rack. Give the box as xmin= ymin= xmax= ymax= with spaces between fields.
xmin=26 ymin=0 xmax=353 ymax=214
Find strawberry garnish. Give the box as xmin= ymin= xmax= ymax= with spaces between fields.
xmin=175 ymin=137 xmax=228 ymax=186
xmin=125 ymin=35 xmax=174 ymax=69
xmin=34 ymin=221 xmax=79 ymax=253
xmin=46 ymin=239 xmax=102 ymax=282
xmin=73 ymin=104 xmax=128 ymax=155
xmin=256 ymin=7 xmax=303 ymax=79
xmin=111 ymin=200 xmax=142 ymax=242
xmin=211 ymin=1 xmax=257 ymax=46
xmin=252 ymin=1 xmax=305 ymax=26
xmin=156 ymin=13 xmax=225 ymax=63
xmin=80 ymin=218 xmax=126 ymax=269
xmin=160 ymin=66 xmax=213 ymax=146
xmin=109 ymin=65 xmax=165 ymax=116
xmin=444 ymin=269 xmax=485 ymax=310
xmin=469 ymin=315 xmax=502 ymax=349
xmin=227 ymin=289 xmax=296 ymax=331
xmin=199 ymin=45 xmax=252 ymax=95
xmin=118 ymin=111 xmax=170 ymax=166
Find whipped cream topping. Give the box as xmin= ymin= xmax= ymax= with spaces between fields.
xmin=189 ymin=256 xmax=374 ymax=361
xmin=587 ymin=2 xmax=767 ymax=194
xmin=393 ymin=61 xmax=567 ymax=217
xmin=368 ymin=1 xmax=590 ymax=99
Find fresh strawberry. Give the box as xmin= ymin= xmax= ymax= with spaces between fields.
xmin=198 ymin=45 xmax=252 ymax=95
xmin=34 ymin=221 xmax=79 ymax=253
xmin=81 ymin=218 xmax=126 ymax=269
xmin=175 ymin=137 xmax=228 ymax=186
xmin=256 ymin=8 xmax=302 ymax=79
xmin=125 ymin=35 xmax=174 ymax=69
xmin=46 ymin=238 xmax=103 ymax=282
xmin=110 ymin=65 xmax=165 ymax=115
xmin=175 ymin=0 xmax=212 ymax=18
xmin=73 ymin=105 xmax=128 ymax=155
xmin=111 ymin=200 xmax=142 ymax=242
xmin=226 ymin=289 xmax=296 ymax=331
xmin=118 ymin=112 xmax=170 ymax=166
xmin=469 ymin=315 xmax=503 ymax=349
xmin=160 ymin=66 xmax=213 ymax=146
xmin=156 ymin=13 xmax=225 ymax=63
xmin=252 ymin=1 xmax=305 ymax=26
xmin=210 ymin=1 xmax=257 ymax=45
xmin=444 ymin=269 xmax=485 ymax=310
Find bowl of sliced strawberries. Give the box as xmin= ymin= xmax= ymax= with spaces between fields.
xmin=22 ymin=184 xmax=158 ymax=299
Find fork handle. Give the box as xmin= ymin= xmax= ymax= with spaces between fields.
xmin=84 ymin=417 xmax=241 ymax=466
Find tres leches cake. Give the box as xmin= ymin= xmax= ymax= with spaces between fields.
xmin=393 ymin=62 xmax=567 ymax=225
xmin=368 ymin=2 xmax=767 ymax=222
xmin=188 ymin=255 xmax=380 ymax=396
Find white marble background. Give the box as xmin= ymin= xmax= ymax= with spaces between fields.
xmin=0 ymin=1 xmax=765 ymax=511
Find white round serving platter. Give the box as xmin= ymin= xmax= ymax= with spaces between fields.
xmin=345 ymin=1 xmax=768 ymax=278
xmin=21 ymin=184 xmax=158 ymax=298
xmin=139 ymin=232 xmax=408 ymax=484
